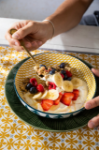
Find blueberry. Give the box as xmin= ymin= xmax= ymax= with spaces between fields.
xmin=49 ymin=68 xmax=56 ymax=75
xmin=67 ymin=77 xmax=72 ymax=81
xmin=40 ymin=64 xmax=47 ymax=69
xmin=61 ymin=70 xmax=66 ymax=75
xmin=63 ymin=74 xmax=68 ymax=80
xmin=29 ymin=87 xmax=38 ymax=94
xmin=26 ymin=83 xmax=33 ymax=90
xmin=59 ymin=63 xmax=65 ymax=68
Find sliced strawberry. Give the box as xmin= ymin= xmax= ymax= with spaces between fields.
xmin=61 ymin=93 xmax=74 ymax=106
xmin=41 ymin=99 xmax=54 ymax=111
xmin=30 ymin=78 xmax=38 ymax=86
xmin=37 ymin=84 xmax=44 ymax=92
xmin=72 ymin=89 xmax=79 ymax=100
xmin=54 ymin=93 xmax=63 ymax=105
xmin=60 ymin=73 xmax=65 ymax=79
xmin=48 ymin=82 xmax=56 ymax=90
xmin=66 ymin=70 xmax=72 ymax=77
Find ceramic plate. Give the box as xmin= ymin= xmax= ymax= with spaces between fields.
xmin=5 ymin=54 xmax=99 ymax=132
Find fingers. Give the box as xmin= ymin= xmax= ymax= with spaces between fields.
xmin=84 ymin=68 xmax=99 ymax=129
xmin=88 ymin=114 xmax=99 ymax=128
xmin=12 ymin=45 xmax=25 ymax=51
xmin=5 ymin=30 xmax=20 ymax=47
xmin=25 ymin=40 xmax=42 ymax=51
xmin=13 ymin=40 xmax=42 ymax=51
xmin=91 ymin=68 xmax=99 ymax=77
xmin=86 ymin=68 xmax=99 ymax=129
xmin=5 ymin=30 xmax=25 ymax=51
xmin=5 ymin=20 xmax=44 ymax=51
xmin=85 ymin=96 xmax=99 ymax=109
xmin=5 ymin=34 xmax=42 ymax=51
xmin=22 ymin=37 xmax=43 ymax=50
xmin=25 ymin=40 xmax=42 ymax=49
xmin=12 ymin=22 xmax=35 ymax=40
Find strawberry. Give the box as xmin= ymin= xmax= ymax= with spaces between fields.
xmin=66 ymin=70 xmax=72 ymax=77
xmin=48 ymin=82 xmax=56 ymax=90
xmin=41 ymin=99 xmax=54 ymax=111
xmin=61 ymin=93 xmax=74 ymax=106
xmin=72 ymin=89 xmax=79 ymax=100
xmin=37 ymin=84 xmax=44 ymax=92
xmin=30 ymin=78 xmax=38 ymax=86
xmin=60 ymin=73 xmax=65 ymax=79
xmin=54 ymin=93 xmax=63 ymax=105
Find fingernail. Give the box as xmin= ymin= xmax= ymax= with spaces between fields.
xmin=15 ymin=42 xmax=19 ymax=46
xmin=12 ymin=33 xmax=19 ymax=39
xmin=91 ymin=68 xmax=98 ymax=72
xmin=85 ymin=103 xmax=91 ymax=109
xmin=88 ymin=121 xmax=95 ymax=128
xmin=91 ymin=68 xmax=95 ymax=72
xmin=38 ymin=41 xmax=42 ymax=46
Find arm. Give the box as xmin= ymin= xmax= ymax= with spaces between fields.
xmin=5 ymin=0 xmax=93 ymax=51
xmin=45 ymin=0 xmax=93 ymax=36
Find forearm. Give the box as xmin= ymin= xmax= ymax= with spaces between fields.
xmin=45 ymin=0 xmax=93 ymax=36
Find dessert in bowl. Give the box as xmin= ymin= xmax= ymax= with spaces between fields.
xmin=14 ymin=53 xmax=96 ymax=118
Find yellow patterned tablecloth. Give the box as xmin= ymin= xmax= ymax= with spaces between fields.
xmin=0 ymin=46 xmax=99 ymax=150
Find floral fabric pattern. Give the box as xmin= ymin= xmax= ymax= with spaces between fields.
xmin=0 ymin=46 xmax=99 ymax=150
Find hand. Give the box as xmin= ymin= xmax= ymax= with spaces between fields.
xmin=5 ymin=20 xmax=53 ymax=51
xmin=85 ymin=68 xmax=99 ymax=129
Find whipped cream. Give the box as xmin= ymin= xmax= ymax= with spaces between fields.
xmin=42 ymin=74 xmax=54 ymax=82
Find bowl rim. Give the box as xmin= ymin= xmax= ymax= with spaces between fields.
xmin=14 ymin=52 xmax=96 ymax=116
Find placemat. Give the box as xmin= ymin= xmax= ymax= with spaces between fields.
xmin=0 ymin=46 xmax=99 ymax=150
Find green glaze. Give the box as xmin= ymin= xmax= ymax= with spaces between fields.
xmin=5 ymin=55 xmax=99 ymax=132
